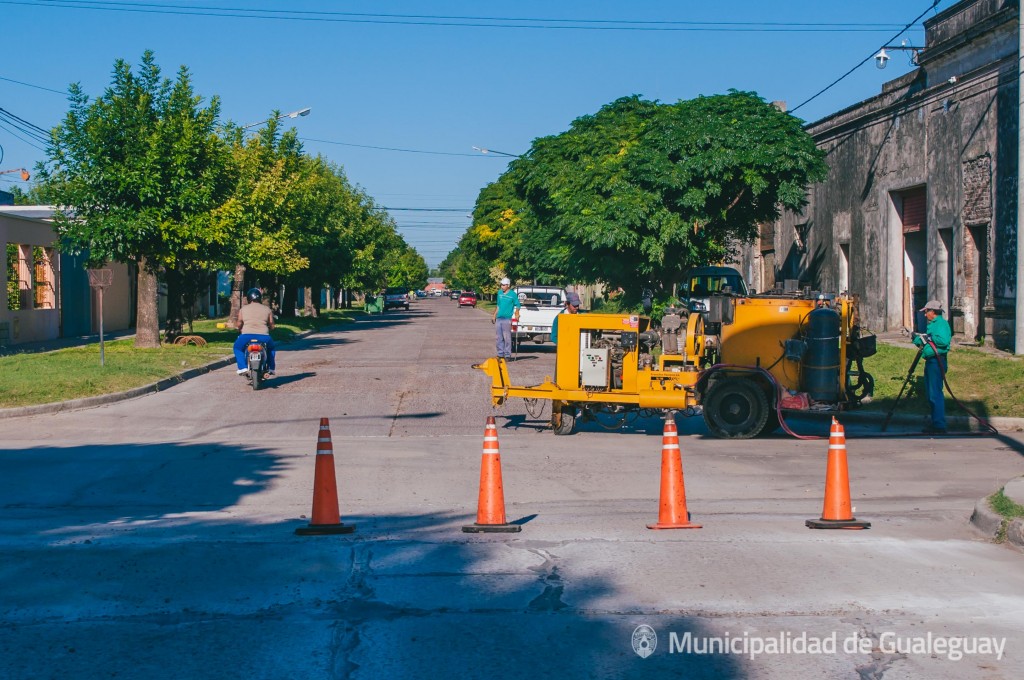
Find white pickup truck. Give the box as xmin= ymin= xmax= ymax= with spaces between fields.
xmin=513 ymin=285 xmax=566 ymax=345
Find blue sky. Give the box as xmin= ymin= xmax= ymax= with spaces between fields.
xmin=1 ymin=0 xmax=953 ymax=268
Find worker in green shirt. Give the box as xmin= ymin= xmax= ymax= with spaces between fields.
xmin=491 ymin=277 xmax=521 ymax=359
xmin=913 ymin=300 xmax=952 ymax=434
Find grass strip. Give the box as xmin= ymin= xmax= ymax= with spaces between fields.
xmin=989 ymin=487 xmax=1024 ymax=520
xmin=864 ymin=342 xmax=1024 ymax=419
xmin=0 ymin=309 xmax=362 ymax=408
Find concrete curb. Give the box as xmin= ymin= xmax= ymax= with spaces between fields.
xmin=0 ymin=327 xmax=325 ymax=420
xmin=969 ymin=476 xmax=1024 ymax=552
xmin=788 ymin=408 xmax=1024 ymax=432
xmin=0 ymin=355 xmax=237 ymax=419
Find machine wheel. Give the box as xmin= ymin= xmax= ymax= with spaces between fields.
xmin=703 ymin=378 xmax=769 ymax=439
xmin=251 ymin=369 xmax=261 ymax=391
xmin=552 ymin=404 xmax=576 ymax=435
xmin=760 ymin=406 xmax=780 ymax=436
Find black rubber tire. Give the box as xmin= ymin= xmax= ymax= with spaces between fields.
xmin=703 ymin=378 xmax=769 ymax=439
xmin=552 ymin=406 xmax=576 ymax=435
xmin=760 ymin=406 xmax=780 ymax=436
xmin=251 ymin=368 xmax=261 ymax=391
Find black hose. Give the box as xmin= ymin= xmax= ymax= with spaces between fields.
xmin=922 ymin=337 xmax=999 ymax=435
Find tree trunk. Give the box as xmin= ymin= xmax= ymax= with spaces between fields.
xmin=303 ymin=286 xmax=317 ymax=317
xmin=134 ymin=256 xmax=161 ymax=348
xmin=281 ymin=284 xmax=297 ymax=318
xmin=163 ymin=266 xmax=184 ymax=342
xmin=228 ymin=264 xmax=245 ymax=328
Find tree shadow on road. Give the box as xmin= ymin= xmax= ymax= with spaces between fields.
xmin=0 ymin=441 xmax=746 ymax=679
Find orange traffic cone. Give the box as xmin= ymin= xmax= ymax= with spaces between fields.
xmin=296 ymin=418 xmax=356 ymax=535
xmin=463 ymin=416 xmax=521 ymax=533
xmin=806 ymin=418 xmax=870 ymax=530
xmin=647 ymin=416 xmax=702 ymax=529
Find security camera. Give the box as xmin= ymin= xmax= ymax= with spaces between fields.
xmin=875 ymin=49 xmax=890 ymax=69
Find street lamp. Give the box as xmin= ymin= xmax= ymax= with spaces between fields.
xmin=874 ymin=41 xmax=923 ymax=69
xmin=242 ymin=107 xmax=311 ymax=130
xmin=471 ymin=144 xmax=520 ymax=157
xmin=0 ymin=168 xmax=30 ymax=181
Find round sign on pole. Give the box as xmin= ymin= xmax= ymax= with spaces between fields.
xmin=87 ymin=268 xmax=113 ymax=289
xmin=86 ymin=268 xmax=113 ymax=366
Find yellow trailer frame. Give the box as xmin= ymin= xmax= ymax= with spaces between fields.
xmin=473 ymin=297 xmax=863 ymax=437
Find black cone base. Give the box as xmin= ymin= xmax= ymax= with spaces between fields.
xmin=462 ymin=523 xmax=522 ymax=533
xmin=296 ymin=523 xmax=356 ymax=535
xmin=805 ymin=518 xmax=871 ymax=530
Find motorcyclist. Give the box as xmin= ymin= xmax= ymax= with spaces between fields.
xmin=234 ymin=288 xmax=276 ymax=376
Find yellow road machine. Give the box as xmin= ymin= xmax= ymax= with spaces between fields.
xmin=474 ymin=292 xmax=876 ymax=438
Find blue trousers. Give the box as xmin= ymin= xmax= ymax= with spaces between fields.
xmin=234 ymin=334 xmax=276 ymax=371
xmin=924 ymin=355 xmax=947 ymax=430
xmin=495 ymin=317 xmax=513 ymax=358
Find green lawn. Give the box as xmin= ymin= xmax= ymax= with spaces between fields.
xmin=0 ymin=309 xmax=362 ymax=409
xmin=862 ymin=341 xmax=1024 ymax=419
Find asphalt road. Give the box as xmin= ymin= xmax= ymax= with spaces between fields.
xmin=1 ymin=296 xmax=1023 ymax=679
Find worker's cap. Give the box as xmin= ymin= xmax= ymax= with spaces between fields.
xmin=565 ymin=292 xmax=582 ymax=308
xmin=500 ymin=277 xmax=510 ymax=285
xmin=919 ymin=299 xmax=944 ymax=313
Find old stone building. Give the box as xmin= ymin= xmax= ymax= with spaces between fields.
xmin=740 ymin=0 xmax=1019 ymax=349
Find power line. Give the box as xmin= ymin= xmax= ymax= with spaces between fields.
xmin=5 ymin=1 xmax=923 ymax=32
xmin=790 ymin=1 xmax=940 ymax=114
xmin=384 ymin=207 xmax=472 ymax=212
xmin=302 ymin=137 xmax=485 ymax=157
xmin=0 ymin=74 xmax=66 ymax=95
xmin=0 ymin=107 xmax=50 ymax=138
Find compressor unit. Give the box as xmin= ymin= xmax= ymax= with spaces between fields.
xmin=474 ymin=292 xmax=876 ymax=438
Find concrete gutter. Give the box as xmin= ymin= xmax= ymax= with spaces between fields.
xmin=0 ymin=326 xmax=326 ymax=420
xmin=970 ymin=476 xmax=1024 ymax=552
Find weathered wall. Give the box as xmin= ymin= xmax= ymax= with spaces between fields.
xmin=748 ymin=0 xmax=1019 ymax=350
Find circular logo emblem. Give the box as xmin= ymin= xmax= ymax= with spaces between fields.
xmin=631 ymin=624 xmax=657 ymax=658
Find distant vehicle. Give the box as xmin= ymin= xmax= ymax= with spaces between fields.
xmin=432 ymin=289 xmax=447 ymax=297
xmin=458 ymin=291 xmax=478 ymax=307
xmin=383 ymin=287 xmax=411 ymax=311
xmin=679 ymin=266 xmax=748 ymax=313
xmin=415 ymin=290 xmax=428 ymax=298
xmin=450 ymin=289 xmax=462 ymax=301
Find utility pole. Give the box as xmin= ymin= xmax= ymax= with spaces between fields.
xmin=1017 ymin=11 xmax=1024 ymax=354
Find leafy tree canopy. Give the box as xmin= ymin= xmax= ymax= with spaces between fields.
xmin=459 ymin=91 xmax=826 ymax=299
xmin=40 ymin=50 xmax=232 ymax=270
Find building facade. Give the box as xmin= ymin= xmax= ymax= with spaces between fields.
xmin=742 ymin=0 xmax=1019 ymax=349
xmin=1 ymin=207 xmax=133 ymax=347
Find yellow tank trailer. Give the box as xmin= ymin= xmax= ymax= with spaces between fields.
xmin=474 ymin=293 xmax=876 ymax=438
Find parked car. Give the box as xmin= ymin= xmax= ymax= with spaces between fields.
xmin=432 ymin=289 xmax=447 ymax=297
xmin=450 ymin=289 xmax=462 ymax=301
xmin=415 ymin=290 xmax=428 ymax=298
xmin=679 ymin=266 xmax=748 ymax=313
xmin=458 ymin=290 xmax=478 ymax=307
xmin=383 ymin=287 xmax=411 ymax=311
xmin=512 ymin=285 xmax=567 ymax=344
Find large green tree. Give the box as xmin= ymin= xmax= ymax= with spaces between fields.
xmin=40 ymin=51 xmax=231 ymax=347
xmin=463 ymin=92 xmax=826 ymax=300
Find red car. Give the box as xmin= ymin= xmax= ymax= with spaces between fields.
xmin=458 ymin=291 xmax=478 ymax=307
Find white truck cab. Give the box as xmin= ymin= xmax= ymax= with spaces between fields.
xmin=513 ymin=285 xmax=567 ymax=344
